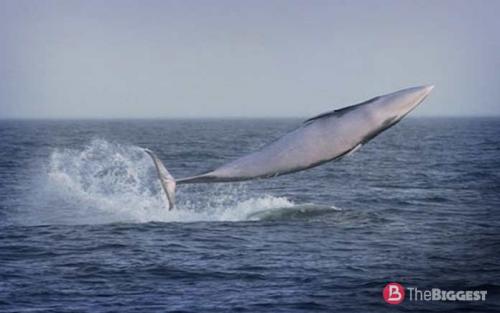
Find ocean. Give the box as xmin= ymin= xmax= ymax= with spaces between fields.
xmin=0 ymin=117 xmax=499 ymax=312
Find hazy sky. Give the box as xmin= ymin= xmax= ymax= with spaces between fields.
xmin=1 ymin=0 xmax=499 ymax=118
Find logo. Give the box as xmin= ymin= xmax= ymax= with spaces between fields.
xmin=383 ymin=282 xmax=405 ymax=304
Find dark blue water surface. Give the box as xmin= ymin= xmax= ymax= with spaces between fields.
xmin=0 ymin=118 xmax=499 ymax=312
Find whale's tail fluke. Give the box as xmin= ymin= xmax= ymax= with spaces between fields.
xmin=144 ymin=149 xmax=176 ymax=210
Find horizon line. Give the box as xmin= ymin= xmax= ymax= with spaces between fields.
xmin=1 ymin=114 xmax=500 ymax=121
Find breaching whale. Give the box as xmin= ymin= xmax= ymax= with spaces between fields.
xmin=145 ymin=85 xmax=434 ymax=210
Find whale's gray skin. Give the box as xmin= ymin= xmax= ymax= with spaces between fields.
xmin=146 ymin=85 xmax=434 ymax=210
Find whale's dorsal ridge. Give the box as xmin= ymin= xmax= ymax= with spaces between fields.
xmin=303 ymin=96 xmax=380 ymax=124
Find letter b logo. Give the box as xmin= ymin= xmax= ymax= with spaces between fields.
xmin=383 ymin=283 xmax=405 ymax=304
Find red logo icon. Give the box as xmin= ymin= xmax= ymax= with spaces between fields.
xmin=383 ymin=282 xmax=405 ymax=304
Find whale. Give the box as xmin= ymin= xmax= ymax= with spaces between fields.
xmin=145 ymin=85 xmax=434 ymax=210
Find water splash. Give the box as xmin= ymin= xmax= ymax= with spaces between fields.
xmin=20 ymin=139 xmax=340 ymax=225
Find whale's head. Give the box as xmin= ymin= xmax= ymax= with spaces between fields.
xmin=369 ymin=85 xmax=434 ymax=128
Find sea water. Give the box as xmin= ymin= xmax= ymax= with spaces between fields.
xmin=0 ymin=118 xmax=499 ymax=312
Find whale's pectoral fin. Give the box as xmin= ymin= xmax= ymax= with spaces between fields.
xmin=144 ymin=148 xmax=176 ymax=210
xmin=345 ymin=144 xmax=362 ymax=157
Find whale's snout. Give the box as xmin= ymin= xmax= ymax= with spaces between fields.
xmin=385 ymin=84 xmax=434 ymax=119
xmin=418 ymin=84 xmax=434 ymax=102
xmin=409 ymin=84 xmax=434 ymax=108
xmin=424 ymin=84 xmax=435 ymax=93
xmin=365 ymin=85 xmax=434 ymax=131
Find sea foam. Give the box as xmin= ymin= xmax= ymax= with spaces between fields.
xmin=30 ymin=139 xmax=301 ymax=225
